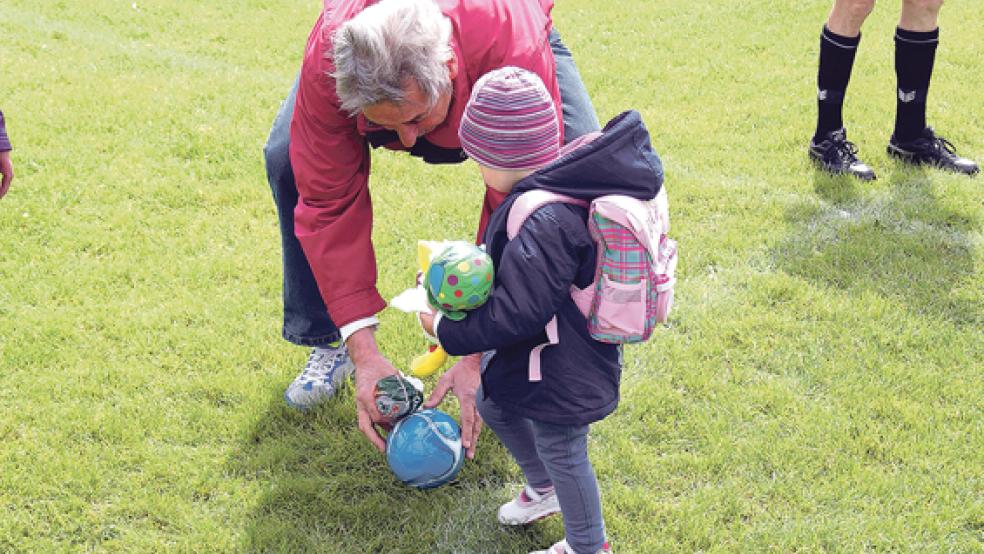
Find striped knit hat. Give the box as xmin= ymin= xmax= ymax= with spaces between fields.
xmin=459 ymin=66 xmax=560 ymax=170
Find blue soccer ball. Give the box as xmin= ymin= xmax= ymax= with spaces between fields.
xmin=385 ymin=408 xmax=464 ymax=489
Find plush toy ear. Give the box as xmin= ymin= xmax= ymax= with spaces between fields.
xmin=427 ymin=264 xmax=445 ymax=297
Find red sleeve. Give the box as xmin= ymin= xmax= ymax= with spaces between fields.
xmin=475 ymin=186 xmax=508 ymax=244
xmin=289 ymin=21 xmax=387 ymax=327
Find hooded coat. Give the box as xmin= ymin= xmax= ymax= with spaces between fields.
xmin=436 ymin=111 xmax=664 ymax=425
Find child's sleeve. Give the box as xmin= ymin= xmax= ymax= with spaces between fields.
xmin=436 ymin=206 xmax=593 ymax=356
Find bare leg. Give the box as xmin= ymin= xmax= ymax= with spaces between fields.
xmin=899 ymin=0 xmax=942 ymax=31
xmin=826 ymin=0 xmax=876 ymax=37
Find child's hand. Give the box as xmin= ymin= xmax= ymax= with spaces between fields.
xmin=424 ymin=354 xmax=483 ymax=459
xmin=418 ymin=310 xmax=437 ymax=339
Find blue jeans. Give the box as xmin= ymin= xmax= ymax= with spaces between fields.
xmin=263 ymin=28 xmax=599 ymax=347
xmin=477 ymin=387 xmax=606 ymax=554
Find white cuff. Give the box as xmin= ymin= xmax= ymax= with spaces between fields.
xmin=432 ymin=312 xmax=444 ymax=344
xmin=340 ymin=316 xmax=380 ymax=343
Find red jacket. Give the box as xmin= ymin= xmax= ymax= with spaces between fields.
xmin=289 ymin=0 xmax=561 ymax=327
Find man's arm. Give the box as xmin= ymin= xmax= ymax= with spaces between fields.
xmin=289 ymin=69 xmax=387 ymax=327
xmin=288 ymin=50 xmax=393 ymax=451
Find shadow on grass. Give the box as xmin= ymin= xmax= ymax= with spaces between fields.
xmin=227 ymin=387 xmax=553 ymax=553
xmin=811 ymin=167 xmax=862 ymax=205
xmin=775 ymin=164 xmax=980 ymax=326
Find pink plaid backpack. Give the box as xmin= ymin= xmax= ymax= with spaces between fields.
xmin=507 ymin=187 xmax=677 ymax=344
xmin=504 ymin=132 xmax=678 ymax=381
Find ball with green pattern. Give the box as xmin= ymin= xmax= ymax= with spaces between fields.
xmin=374 ymin=375 xmax=424 ymax=423
xmin=425 ymin=242 xmax=494 ymax=321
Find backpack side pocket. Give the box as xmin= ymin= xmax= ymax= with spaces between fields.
xmin=589 ymin=274 xmax=648 ymax=342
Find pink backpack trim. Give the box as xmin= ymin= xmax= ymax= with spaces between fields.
xmin=506 ymin=191 xmax=588 ymax=382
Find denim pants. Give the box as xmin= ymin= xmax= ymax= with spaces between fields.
xmin=477 ymin=387 xmax=606 ymax=554
xmin=263 ymin=28 xmax=600 ymax=346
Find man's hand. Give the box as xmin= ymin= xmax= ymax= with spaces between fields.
xmin=424 ymin=353 xmax=483 ymax=459
xmin=347 ymin=327 xmax=400 ymax=453
xmin=0 ymin=151 xmax=13 ymax=199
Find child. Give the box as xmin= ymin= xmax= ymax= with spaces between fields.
xmin=421 ymin=67 xmax=663 ymax=554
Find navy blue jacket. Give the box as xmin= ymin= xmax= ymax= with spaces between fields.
xmin=437 ymin=111 xmax=664 ymax=425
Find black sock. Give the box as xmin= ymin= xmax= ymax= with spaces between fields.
xmin=894 ymin=27 xmax=939 ymax=142
xmin=815 ymin=26 xmax=861 ymax=141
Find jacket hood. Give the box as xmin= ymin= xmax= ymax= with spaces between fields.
xmin=514 ymin=110 xmax=664 ymax=201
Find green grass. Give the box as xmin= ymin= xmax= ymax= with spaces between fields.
xmin=1 ymin=1 xmax=981 ymax=552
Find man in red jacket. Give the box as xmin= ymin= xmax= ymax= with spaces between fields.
xmin=262 ymin=0 xmax=600 ymax=456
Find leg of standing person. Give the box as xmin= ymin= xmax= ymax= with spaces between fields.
xmin=476 ymin=388 xmax=562 ymax=525
xmin=549 ymin=28 xmax=601 ymax=143
xmin=808 ymin=0 xmax=877 ymax=180
xmin=886 ymin=0 xmax=979 ymax=175
xmin=263 ymin=76 xmax=355 ymax=409
xmin=531 ymin=419 xmax=608 ymax=554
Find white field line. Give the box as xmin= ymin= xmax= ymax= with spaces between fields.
xmin=1 ymin=5 xmax=289 ymax=85
xmin=792 ymin=194 xmax=984 ymax=252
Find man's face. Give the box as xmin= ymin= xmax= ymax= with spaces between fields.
xmin=362 ymin=79 xmax=454 ymax=148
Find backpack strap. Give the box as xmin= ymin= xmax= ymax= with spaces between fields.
xmin=506 ymin=190 xmax=589 ymax=382
xmin=527 ymin=316 xmax=559 ymax=382
xmin=506 ymin=189 xmax=588 ymax=239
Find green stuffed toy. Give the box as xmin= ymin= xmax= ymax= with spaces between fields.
xmin=425 ymin=241 xmax=494 ymax=321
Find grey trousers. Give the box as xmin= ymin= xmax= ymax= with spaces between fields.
xmin=477 ymin=387 xmax=606 ymax=554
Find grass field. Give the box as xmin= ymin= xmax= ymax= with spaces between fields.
xmin=1 ymin=1 xmax=982 ymax=552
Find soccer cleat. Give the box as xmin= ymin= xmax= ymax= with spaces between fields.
xmin=529 ymin=539 xmax=613 ymax=554
xmin=498 ymin=485 xmax=561 ymax=526
xmin=809 ymin=128 xmax=877 ymax=181
xmin=283 ymin=345 xmax=355 ymax=410
xmin=887 ymin=127 xmax=979 ymax=176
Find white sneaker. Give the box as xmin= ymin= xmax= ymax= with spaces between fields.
xmin=529 ymin=539 xmax=612 ymax=554
xmin=498 ymin=485 xmax=561 ymax=526
xmin=283 ymin=345 xmax=355 ymax=410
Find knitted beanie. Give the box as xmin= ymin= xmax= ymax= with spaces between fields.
xmin=458 ymin=66 xmax=560 ymax=170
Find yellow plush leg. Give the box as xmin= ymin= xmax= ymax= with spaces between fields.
xmin=410 ymin=344 xmax=449 ymax=377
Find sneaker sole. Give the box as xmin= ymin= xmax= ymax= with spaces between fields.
xmin=283 ymin=386 xmax=338 ymax=411
xmin=498 ymin=506 xmax=562 ymax=526
xmin=887 ymin=144 xmax=980 ymax=176
xmin=284 ymin=389 xmax=316 ymax=411
xmin=808 ymin=152 xmax=876 ymax=181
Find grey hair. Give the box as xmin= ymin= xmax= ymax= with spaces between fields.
xmin=332 ymin=0 xmax=454 ymax=115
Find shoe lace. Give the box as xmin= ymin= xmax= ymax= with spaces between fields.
xmin=825 ymin=137 xmax=860 ymax=165
xmin=303 ymin=351 xmax=325 ymax=372
xmin=923 ymin=129 xmax=958 ymax=157
xmin=301 ymin=348 xmax=344 ymax=380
